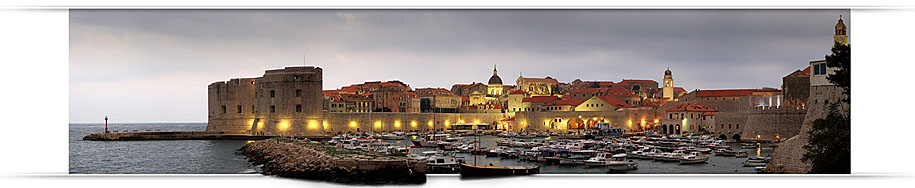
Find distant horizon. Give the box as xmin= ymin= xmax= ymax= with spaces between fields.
xmin=70 ymin=9 xmax=849 ymax=123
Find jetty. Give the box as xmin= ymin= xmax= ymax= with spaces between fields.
xmin=82 ymin=131 xmax=332 ymax=141
xmin=238 ymin=138 xmax=426 ymax=184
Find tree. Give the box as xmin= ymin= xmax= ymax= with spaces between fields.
xmin=801 ymin=42 xmax=851 ymax=174
xmin=825 ymin=42 xmax=850 ymax=103
xmin=801 ymin=103 xmax=851 ymax=173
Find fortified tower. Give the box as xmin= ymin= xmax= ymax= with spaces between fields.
xmin=662 ymin=68 xmax=674 ymax=100
xmin=207 ymin=66 xmax=324 ymax=136
xmin=487 ymin=65 xmax=503 ymax=96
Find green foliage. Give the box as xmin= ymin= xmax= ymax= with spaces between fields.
xmin=802 ymin=42 xmax=851 ymax=174
xmin=826 ymin=42 xmax=851 ymax=102
xmin=801 ymin=103 xmax=850 ymax=174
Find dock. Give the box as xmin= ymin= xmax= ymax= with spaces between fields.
xmin=82 ymin=131 xmax=332 ymax=141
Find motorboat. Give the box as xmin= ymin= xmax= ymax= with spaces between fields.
xmin=746 ymin=157 xmax=771 ymax=163
xmin=607 ymin=154 xmax=638 ymax=171
xmin=678 ymin=151 xmax=709 ymax=164
xmin=735 ymin=150 xmax=748 ymax=158
xmin=381 ymin=132 xmax=405 ymax=140
xmin=411 ymin=138 xmax=440 ymax=147
xmin=584 ymin=153 xmax=612 ymax=167
xmin=713 ymin=149 xmax=736 ymax=156
xmin=426 ymin=155 xmax=462 ymax=173
xmin=459 ymin=163 xmax=540 ymax=176
xmin=662 ymin=150 xmax=688 ymax=162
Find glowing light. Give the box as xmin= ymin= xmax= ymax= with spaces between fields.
xmin=756 ymin=135 xmax=761 ymax=139
xmin=653 ymin=119 xmax=659 ymax=123
xmin=395 ymin=121 xmax=401 ymax=128
xmin=473 ymin=120 xmax=480 ymax=124
xmin=257 ymin=121 xmax=265 ymax=129
xmin=278 ymin=120 xmax=290 ymax=131
xmin=375 ymin=121 xmax=382 ymax=128
xmin=427 ymin=121 xmax=433 ymax=127
xmin=775 ymin=134 xmax=780 ymax=140
xmin=459 ymin=120 xmax=464 ymax=124
xmin=349 ymin=121 xmax=358 ymax=128
xmin=411 ymin=121 xmax=417 ymax=128
xmin=627 ymin=120 xmax=632 ymax=128
xmin=308 ymin=120 xmax=319 ymax=129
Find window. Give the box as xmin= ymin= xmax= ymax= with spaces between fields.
xmin=221 ymin=105 xmax=226 ymax=113
xmin=296 ymin=104 xmax=302 ymax=112
xmin=729 ymin=124 xmax=732 ymax=129
xmin=270 ymin=90 xmax=275 ymax=98
xmin=270 ymin=105 xmax=276 ymax=113
xmin=736 ymin=124 xmax=740 ymax=129
xmin=295 ymin=89 xmax=302 ymax=97
xmin=237 ymin=105 xmax=242 ymax=113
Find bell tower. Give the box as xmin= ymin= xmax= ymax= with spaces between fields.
xmin=834 ymin=15 xmax=848 ymax=45
xmin=662 ymin=68 xmax=674 ymax=100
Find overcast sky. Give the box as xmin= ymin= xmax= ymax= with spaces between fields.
xmin=69 ymin=9 xmax=849 ymax=123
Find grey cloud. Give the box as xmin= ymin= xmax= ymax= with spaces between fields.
xmin=69 ymin=9 xmax=849 ymax=123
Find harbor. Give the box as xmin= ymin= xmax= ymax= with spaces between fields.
xmin=328 ymin=130 xmax=777 ymax=174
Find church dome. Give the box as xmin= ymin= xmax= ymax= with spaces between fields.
xmin=665 ymin=69 xmax=672 ymax=75
xmin=488 ymin=74 xmax=503 ymax=85
xmin=488 ymin=65 xmax=503 ymax=85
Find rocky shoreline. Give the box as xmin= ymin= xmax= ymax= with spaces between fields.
xmin=238 ymin=138 xmax=427 ymax=184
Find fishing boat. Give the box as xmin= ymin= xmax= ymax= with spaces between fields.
xmin=584 ymin=153 xmax=612 ymax=167
xmin=459 ymin=163 xmax=540 ymax=176
xmin=678 ymin=151 xmax=709 ymax=164
xmin=607 ymin=154 xmax=638 ymax=171
xmin=426 ymin=155 xmax=462 ymax=173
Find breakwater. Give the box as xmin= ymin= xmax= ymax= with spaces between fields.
xmin=82 ymin=131 xmax=331 ymax=141
xmin=238 ymin=138 xmax=426 ymax=184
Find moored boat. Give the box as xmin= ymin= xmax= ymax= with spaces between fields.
xmin=459 ymin=163 xmax=540 ymax=176
xmin=607 ymin=154 xmax=638 ymax=171
xmin=678 ymin=151 xmax=709 ymax=164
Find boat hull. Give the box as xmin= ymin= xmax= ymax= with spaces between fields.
xmin=607 ymin=162 xmax=638 ymax=171
xmin=459 ymin=163 xmax=540 ymax=176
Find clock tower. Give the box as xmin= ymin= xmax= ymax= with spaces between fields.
xmin=834 ymin=15 xmax=848 ymax=45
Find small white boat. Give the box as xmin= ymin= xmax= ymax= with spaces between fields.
xmin=584 ymin=153 xmax=612 ymax=167
xmin=607 ymin=154 xmax=638 ymax=171
xmin=679 ymin=151 xmax=709 ymax=164
xmin=381 ymin=132 xmax=405 ymax=140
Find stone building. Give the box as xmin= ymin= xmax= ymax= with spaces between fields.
xmin=415 ymin=88 xmax=461 ymax=112
xmin=659 ymin=103 xmax=717 ymax=135
xmin=782 ymin=66 xmax=811 ymax=109
xmin=450 ymin=82 xmax=486 ymax=96
xmin=574 ymin=96 xmax=632 ymax=112
xmin=517 ymin=75 xmax=559 ymax=96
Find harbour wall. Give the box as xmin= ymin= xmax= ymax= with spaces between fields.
xmin=766 ymin=85 xmax=848 ymax=173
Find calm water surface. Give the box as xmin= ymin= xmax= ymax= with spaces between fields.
xmin=70 ymin=124 xmax=769 ymax=174
xmin=69 ymin=123 xmax=256 ymax=174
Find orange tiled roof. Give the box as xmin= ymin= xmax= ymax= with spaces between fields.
xmin=521 ymin=77 xmax=559 ymax=84
xmin=802 ymin=66 xmax=811 ymax=74
xmin=695 ymin=88 xmax=780 ymax=97
xmin=620 ymin=79 xmax=658 ymax=84
xmin=594 ymin=96 xmax=633 ymax=108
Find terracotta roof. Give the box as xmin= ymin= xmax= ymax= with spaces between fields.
xmin=673 ymin=87 xmax=686 ymax=93
xmin=702 ymin=112 xmax=716 ymax=116
xmin=568 ymin=88 xmax=606 ymax=93
xmin=522 ymin=96 xmax=560 ymax=103
xmin=520 ymin=77 xmax=559 ymax=84
xmin=544 ymin=99 xmax=585 ymax=106
xmin=666 ymin=103 xmax=718 ymax=112
xmin=802 ymin=66 xmax=811 ymax=74
xmin=594 ymin=96 xmax=633 ymax=108
xmin=500 ymin=116 xmax=516 ymax=121
xmin=620 ymin=79 xmax=658 ymax=84
xmin=605 ymin=87 xmax=638 ymax=97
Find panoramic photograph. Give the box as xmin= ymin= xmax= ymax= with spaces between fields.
xmin=68 ymin=9 xmax=851 ymax=183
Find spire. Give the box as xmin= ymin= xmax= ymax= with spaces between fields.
xmin=493 ymin=64 xmax=498 ymax=75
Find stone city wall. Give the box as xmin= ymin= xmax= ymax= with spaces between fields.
xmin=767 ymin=85 xmax=848 ymax=173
